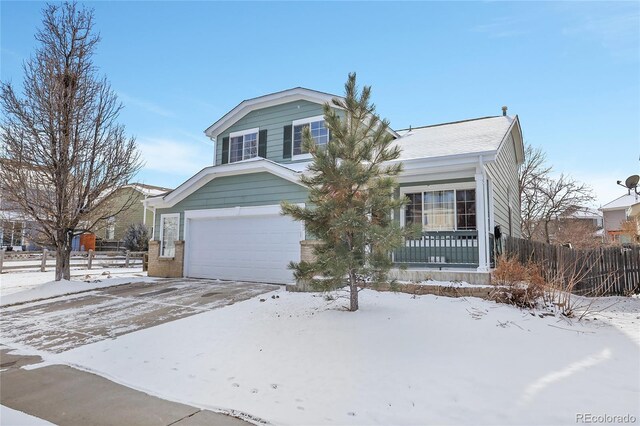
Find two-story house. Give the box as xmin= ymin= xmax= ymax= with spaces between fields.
xmin=93 ymin=183 xmax=172 ymax=248
xmin=143 ymin=87 xmax=524 ymax=285
xmin=601 ymin=193 xmax=640 ymax=243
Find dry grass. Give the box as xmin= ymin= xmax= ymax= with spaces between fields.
xmin=491 ymin=255 xmax=616 ymax=320
xmin=490 ymin=256 xmax=545 ymax=309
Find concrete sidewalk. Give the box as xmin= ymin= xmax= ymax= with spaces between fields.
xmin=0 ymin=350 xmax=252 ymax=426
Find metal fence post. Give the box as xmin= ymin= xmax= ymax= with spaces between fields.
xmin=125 ymin=250 xmax=130 ymax=268
xmin=0 ymin=249 xmax=4 ymax=274
xmin=40 ymin=249 xmax=48 ymax=272
xmin=88 ymin=249 xmax=93 ymax=270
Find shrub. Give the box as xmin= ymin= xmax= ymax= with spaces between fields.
xmin=123 ymin=223 xmax=149 ymax=251
xmin=490 ymin=256 xmax=545 ymax=308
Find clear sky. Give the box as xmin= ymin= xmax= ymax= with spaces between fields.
xmin=2 ymin=1 xmax=639 ymax=207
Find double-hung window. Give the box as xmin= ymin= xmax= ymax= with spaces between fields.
xmin=404 ymin=188 xmax=476 ymax=231
xmin=229 ymin=128 xmax=259 ymax=163
xmin=292 ymin=115 xmax=329 ymax=158
xmin=160 ymin=213 xmax=180 ymax=257
xmin=106 ymin=216 xmax=116 ymax=240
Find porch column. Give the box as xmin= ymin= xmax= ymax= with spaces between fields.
xmin=475 ymin=171 xmax=490 ymax=271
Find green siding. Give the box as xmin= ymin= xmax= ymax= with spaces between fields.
xmin=154 ymin=172 xmax=308 ymax=240
xmin=486 ymin=133 xmax=522 ymax=238
xmin=215 ymin=100 xmax=331 ymax=165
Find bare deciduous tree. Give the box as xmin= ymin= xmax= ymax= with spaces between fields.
xmin=519 ymin=143 xmax=595 ymax=244
xmin=0 ymin=2 xmax=141 ymax=280
xmin=519 ymin=144 xmax=551 ymax=240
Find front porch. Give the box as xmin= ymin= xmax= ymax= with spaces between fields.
xmin=392 ymin=230 xmax=495 ymax=270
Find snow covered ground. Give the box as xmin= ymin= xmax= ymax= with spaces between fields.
xmin=17 ymin=288 xmax=639 ymax=426
xmin=0 ymin=268 xmax=153 ymax=306
xmin=0 ymin=405 xmax=54 ymax=425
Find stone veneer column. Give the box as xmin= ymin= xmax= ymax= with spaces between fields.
xmin=148 ymin=240 xmax=184 ymax=278
xmin=287 ymin=240 xmax=324 ymax=292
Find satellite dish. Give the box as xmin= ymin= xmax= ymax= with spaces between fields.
xmin=625 ymin=175 xmax=640 ymax=189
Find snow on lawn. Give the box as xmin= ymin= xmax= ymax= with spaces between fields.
xmin=35 ymin=289 xmax=639 ymax=426
xmin=1 ymin=268 xmax=155 ymax=306
xmin=0 ymin=405 xmax=54 ymax=425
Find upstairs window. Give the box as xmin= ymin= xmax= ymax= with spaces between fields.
xmin=229 ymin=128 xmax=259 ymax=163
xmin=292 ymin=115 xmax=329 ymax=158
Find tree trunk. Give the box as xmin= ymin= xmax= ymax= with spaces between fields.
xmin=544 ymin=220 xmax=551 ymax=244
xmin=55 ymin=232 xmax=72 ymax=281
xmin=348 ymin=270 xmax=359 ymax=312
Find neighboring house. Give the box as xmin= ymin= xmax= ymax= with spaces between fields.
xmin=0 ymin=186 xmax=41 ymax=251
xmin=601 ymin=193 xmax=640 ymax=243
xmin=567 ymin=206 xmax=603 ymax=228
xmin=144 ymin=87 xmax=524 ymax=284
xmin=95 ymin=183 xmax=172 ymax=244
xmin=548 ymin=206 xmax=603 ymax=247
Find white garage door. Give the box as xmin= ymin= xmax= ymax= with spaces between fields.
xmin=185 ymin=207 xmax=302 ymax=284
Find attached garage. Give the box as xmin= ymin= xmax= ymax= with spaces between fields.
xmin=184 ymin=205 xmax=303 ymax=284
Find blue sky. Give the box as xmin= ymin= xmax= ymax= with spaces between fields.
xmin=2 ymin=1 xmax=639 ymax=206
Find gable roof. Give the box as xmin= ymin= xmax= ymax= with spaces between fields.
xmin=125 ymin=183 xmax=173 ymax=197
xmin=600 ymin=193 xmax=640 ymax=211
xmin=144 ymin=157 xmax=303 ymax=208
xmin=392 ymin=116 xmax=523 ymax=162
xmin=204 ymin=87 xmax=340 ymax=139
xmin=203 ymin=87 xmax=400 ymax=139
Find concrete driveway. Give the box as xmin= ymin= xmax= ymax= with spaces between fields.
xmin=0 ymin=278 xmax=279 ymax=353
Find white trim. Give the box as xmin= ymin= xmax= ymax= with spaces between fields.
xmin=184 ymin=204 xmax=302 ymax=220
xmin=204 ymin=87 xmax=399 ymax=140
xmin=145 ymin=159 xmax=304 ymax=209
xmin=229 ymin=127 xmax=260 ymax=138
xmin=487 ymin=177 xmax=495 ymax=232
xmin=292 ymin=115 xmax=328 ymax=161
xmin=205 ymin=89 xmax=340 ymax=139
xmin=399 ymin=184 xmax=476 ymax=231
xmin=392 ymin=151 xmax=497 ymax=176
xmin=159 ymin=213 xmax=180 ymax=258
xmin=228 ymin=127 xmax=260 ymax=163
xmin=292 ymin=153 xmax=313 ymax=161
xmin=400 ymin=182 xmax=475 ymax=194
xmin=182 ymin=203 xmax=305 ymax=278
xmin=151 ymin=206 xmax=156 ymax=241
xmin=291 ymin=114 xmax=325 ymax=127
xmin=495 ymin=116 xmax=524 ymax=165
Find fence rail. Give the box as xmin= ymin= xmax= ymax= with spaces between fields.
xmin=0 ymin=250 xmax=146 ymax=273
xmin=503 ymin=236 xmax=639 ymax=296
xmin=393 ymin=230 xmax=480 ymax=268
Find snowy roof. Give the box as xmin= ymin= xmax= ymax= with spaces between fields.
xmin=600 ymin=193 xmax=640 ymax=211
xmin=391 ymin=116 xmax=516 ymax=161
xmin=563 ymin=206 xmax=603 ymax=219
xmin=126 ymin=183 xmax=173 ymax=197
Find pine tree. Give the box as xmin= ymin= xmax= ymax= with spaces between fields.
xmin=282 ymin=73 xmax=412 ymax=312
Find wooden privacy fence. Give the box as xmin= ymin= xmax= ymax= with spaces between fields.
xmin=0 ymin=250 xmax=146 ymax=273
xmin=503 ymin=236 xmax=640 ymax=296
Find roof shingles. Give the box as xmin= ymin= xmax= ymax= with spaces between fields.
xmin=392 ymin=116 xmax=514 ymax=160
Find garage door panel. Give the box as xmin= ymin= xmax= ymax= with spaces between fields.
xmin=186 ymin=212 xmax=301 ymax=284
